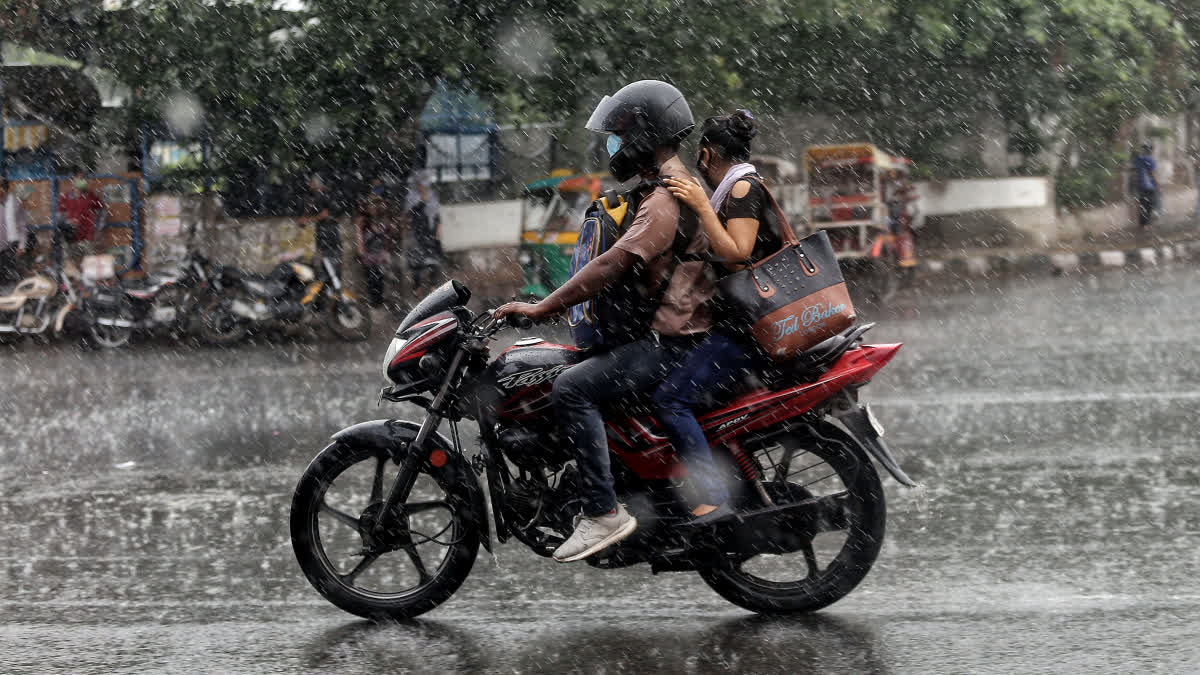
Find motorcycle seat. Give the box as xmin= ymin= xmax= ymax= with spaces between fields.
xmin=777 ymin=322 xmax=874 ymax=377
xmin=690 ymin=323 xmax=877 ymax=412
xmin=124 ymin=275 xmax=177 ymax=299
xmin=242 ymin=279 xmax=290 ymax=298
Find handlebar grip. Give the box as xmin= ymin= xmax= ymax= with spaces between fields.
xmin=508 ymin=314 xmax=535 ymax=330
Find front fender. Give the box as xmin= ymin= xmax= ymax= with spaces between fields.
xmin=330 ymin=419 xmax=491 ymax=551
xmin=53 ymin=303 xmax=74 ymax=334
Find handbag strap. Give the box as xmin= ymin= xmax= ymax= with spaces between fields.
xmin=749 ymin=176 xmax=800 ymax=245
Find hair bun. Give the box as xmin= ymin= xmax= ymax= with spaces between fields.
xmin=726 ymin=109 xmax=757 ymax=142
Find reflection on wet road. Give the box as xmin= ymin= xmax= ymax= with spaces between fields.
xmin=2 ymin=267 xmax=1199 ymax=673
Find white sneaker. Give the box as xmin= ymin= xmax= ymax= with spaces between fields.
xmin=552 ymin=504 xmax=638 ymax=563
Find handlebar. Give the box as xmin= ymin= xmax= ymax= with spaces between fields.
xmin=473 ymin=307 xmax=551 ymax=339
xmin=507 ymin=313 xmax=535 ymax=330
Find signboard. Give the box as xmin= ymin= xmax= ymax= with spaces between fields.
xmin=149 ymin=195 xmax=183 ymax=238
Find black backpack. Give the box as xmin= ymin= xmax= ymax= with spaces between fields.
xmin=567 ymin=180 xmax=695 ymax=349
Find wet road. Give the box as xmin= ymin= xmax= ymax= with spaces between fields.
xmin=3 ymin=266 xmax=1200 ymax=673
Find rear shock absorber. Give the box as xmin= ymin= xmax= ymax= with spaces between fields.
xmin=728 ymin=440 xmax=775 ymax=507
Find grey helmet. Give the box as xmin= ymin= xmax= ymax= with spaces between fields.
xmin=586 ymin=80 xmax=694 ymax=181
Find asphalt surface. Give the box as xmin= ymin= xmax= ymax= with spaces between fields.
xmin=2 ymin=266 xmax=1199 ymax=674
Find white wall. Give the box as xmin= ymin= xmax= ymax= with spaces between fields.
xmin=438 ymin=199 xmax=524 ymax=252
xmin=916 ymin=177 xmax=1051 ymax=215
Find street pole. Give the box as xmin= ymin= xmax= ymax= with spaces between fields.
xmin=1 ymin=37 xmax=7 ymax=178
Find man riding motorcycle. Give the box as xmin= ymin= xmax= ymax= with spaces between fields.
xmin=495 ymin=80 xmax=712 ymax=563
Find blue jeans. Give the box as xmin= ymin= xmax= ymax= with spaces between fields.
xmin=653 ymin=330 xmax=757 ymax=506
xmin=553 ymin=334 xmax=700 ymax=516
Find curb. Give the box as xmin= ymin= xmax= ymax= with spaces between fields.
xmin=919 ymin=239 xmax=1200 ymax=278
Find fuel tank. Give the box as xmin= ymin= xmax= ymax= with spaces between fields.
xmin=477 ymin=337 xmax=585 ymax=423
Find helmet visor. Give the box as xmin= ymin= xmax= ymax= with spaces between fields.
xmin=585 ymin=95 xmax=638 ymax=133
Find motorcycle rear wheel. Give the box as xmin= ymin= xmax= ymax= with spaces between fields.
xmin=327 ymin=298 xmax=372 ymax=342
xmin=290 ymin=442 xmax=480 ymax=620
xmin=89 ymin=295 xmax=136 ymax=349
xmin=199 ymin=295 xmax=249 ymax=346
xmin=698 ymin=423 xmax=886 ymax=614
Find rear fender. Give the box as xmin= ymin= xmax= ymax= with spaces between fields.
xmin=330 ymin=419 xmax=491 ymax=551
xmin=832 ymin=404 xmax=916 ymax=487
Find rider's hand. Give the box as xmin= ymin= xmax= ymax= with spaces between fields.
xmin=494 ymin=301 xmax=549 ymax=323
xmin=663 ymin=176 xmax=711 ymax=213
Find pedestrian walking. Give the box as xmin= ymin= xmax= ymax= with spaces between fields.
xmin=0 ymin=178 xmax=32 ymax=284
xmin=355 ymin=181 xmax=393 ymax=308
xmin=299 ymin=175 xmax=343 ymax=273
xmin=405 ymin=171 xmax=443 ymax=295
xmin=60 ymin=173 xmax=106 ymax=262
xmin=1134 ymin=143 xmax=1158 ymax=227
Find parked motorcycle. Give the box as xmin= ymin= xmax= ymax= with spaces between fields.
xmin=0 ymin=265 xmax=81 ymax=342
xmin=201 ymin=256 xmax=371 ymax=345
xmin=85 ymin=250 xmax=214 ymax=348
xmin=290 ymin=280 xmax=915 ymax=620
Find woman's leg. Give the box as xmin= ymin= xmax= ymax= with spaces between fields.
xmin=652 ymin=331 xmax=753 ymax=509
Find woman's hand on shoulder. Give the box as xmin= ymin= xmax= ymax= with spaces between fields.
xmin=663 ymin=176 xmax=711 ymax=213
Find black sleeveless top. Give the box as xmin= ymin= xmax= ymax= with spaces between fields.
xmin=714 ymin=174 xmax=783 ymax=277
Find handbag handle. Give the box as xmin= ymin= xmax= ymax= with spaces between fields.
xmin=747 ymin=177 xmax=817 ymax=275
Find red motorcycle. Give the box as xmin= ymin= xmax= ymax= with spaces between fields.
xmin=290 ymin=281 xmax=914 ymax=620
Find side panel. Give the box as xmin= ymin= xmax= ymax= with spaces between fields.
xmin=607 ymin=344 xmax=901 ymax=480
xmin=329 ymin=419 xmax=491 ymax=551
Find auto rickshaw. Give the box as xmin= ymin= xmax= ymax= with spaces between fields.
xmin=517 ymin=171 xmax=605 ymax=298
xmin=802 ymin=144 xmax=919 ymax=303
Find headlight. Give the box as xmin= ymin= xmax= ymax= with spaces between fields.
xmin=381 ymin=337 xmax=407 ymax=380
xmin=517 ymin=251 xmax=533 ymax=265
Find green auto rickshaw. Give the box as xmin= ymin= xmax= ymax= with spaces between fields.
xmin=517 ymin=171 xmax=606 ymax=298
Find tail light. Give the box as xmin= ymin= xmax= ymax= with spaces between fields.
xmin=848 ymin=343 xmax=902 ymax=384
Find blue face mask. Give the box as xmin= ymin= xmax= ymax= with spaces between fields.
xmin=372 ymin=185 xmax=386 ymax=196
xmin=606 ymin=134 xmax=623 ymax=157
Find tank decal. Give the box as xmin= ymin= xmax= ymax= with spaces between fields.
xmin=496 ymin=363 xmax=575 ymax=390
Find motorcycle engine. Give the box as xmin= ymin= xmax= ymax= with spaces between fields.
xmin=495 ymin=426 xmax=573 ymax=470
xmin=275 ymin=300 xmax=305 ymax=322
xmin=505 ymin=467 xmax=584 ymax=551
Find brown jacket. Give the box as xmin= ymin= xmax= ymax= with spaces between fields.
xmin=612 ymin=156 xmax=713 ymax=336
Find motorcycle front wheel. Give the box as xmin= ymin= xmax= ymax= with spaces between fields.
xmin=290 ymin=442 xmax=480 ymax=620
xmin=199 ymin=295 xmax=249 ymax=346
xmin=327 ymin=297 xmax=372 ymax=342
xmin=699 ymin=423 xmax=887 ymax=614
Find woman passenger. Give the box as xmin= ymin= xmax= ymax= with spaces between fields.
xmin=653 ymin=110 xmax=781 ymax=523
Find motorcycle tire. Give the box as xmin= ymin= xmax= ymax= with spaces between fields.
xmin=199 ymin=296 xmax=249 ymax=346
xmin=327 ymin=298 xmax=372 ymax=342
xmin=290 ymin=442 xmax=480 ymax=620
xmin=698 ymin=423 xmax=886 ymax=614
xmin=88 ymin=295 xmax=136 ymax=349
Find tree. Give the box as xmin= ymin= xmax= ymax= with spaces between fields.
xmin=6 ymin=0 xmax=1194 ymax=205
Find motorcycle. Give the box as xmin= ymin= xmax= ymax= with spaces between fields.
xmin=290 ymin=280 xmax=915 ymax=619
xmin=200 ymin=256 xmax=371 ymax=345
xmin=0 ymin=265 xmax=81 ymax=341
xmin=85 ymin=250 xmax=214 ymax=348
